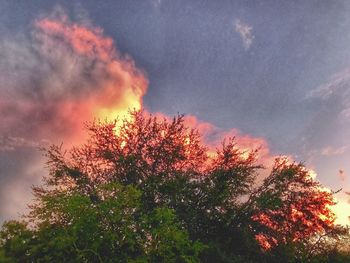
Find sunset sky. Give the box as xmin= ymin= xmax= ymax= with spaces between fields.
xmin=1 ymin=0 xmax=350 ymax=225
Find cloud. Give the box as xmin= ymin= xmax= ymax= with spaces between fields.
xmin=0 ymin=8 xmax=148 ymax=221
xmin=151 ymin=0 xmax=162 ymax=9
xmin=0 ymin=9 xmax=148 ymax=143
xmin=154 ymin=113 xmax=273 ymax=164
xmin=0 ymin=136 xmax=48 ymax=152
xmin=321 ymin=146 xmax=348 ymax=156
xmin=298 ymin=68 xmax=350 ymax=163
xmin=234 ymin=19 xmax=254 ymax=50
xmin=183 ymin=115 xmax=279 ymax=171
xmin=308 ymin=69 xmax=350 ymax=100
xmin=308 ymin=68 xmax=350 ymax=122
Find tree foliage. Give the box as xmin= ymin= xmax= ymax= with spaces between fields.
xmin=1 ymin=110 xmax=349 ymax=262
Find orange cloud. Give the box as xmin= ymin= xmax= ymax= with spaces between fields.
xmin=9 ymin=14 xmax=284 ymax=171
xmin=183 ymin=115 xmax=274 ymax=166
xmin=36 ymin=18 xmax=114 ymax=61
xmin=36 ymin=16 xmax=147 ymax=131
xmin=0 ymin=12 xmax=148 ymax=220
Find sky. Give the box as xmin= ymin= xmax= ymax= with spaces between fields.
xmin=1 ymin=0 xmax=350 ymax=225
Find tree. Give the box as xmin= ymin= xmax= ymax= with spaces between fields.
xmin=0 ymin=110 xmax=347 ymax=262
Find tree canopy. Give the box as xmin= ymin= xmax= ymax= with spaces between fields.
xmin=1 ymin=110 xmax=349 ymax=262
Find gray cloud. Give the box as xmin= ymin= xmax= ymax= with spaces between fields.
xmin=0 ymin=136 xmax=48 ymax=152
xmin=308 ymin=68 xmax=350 ymax=123
xmin=321 ymin=146 xmax=348 ymax=156
xmin=308 ymin=69 xmax=350 ymax=100
xmin=234 ymin=19 xmax=254 ymax=50
xmin=151 ymin=0 xmax=162 ymax=9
